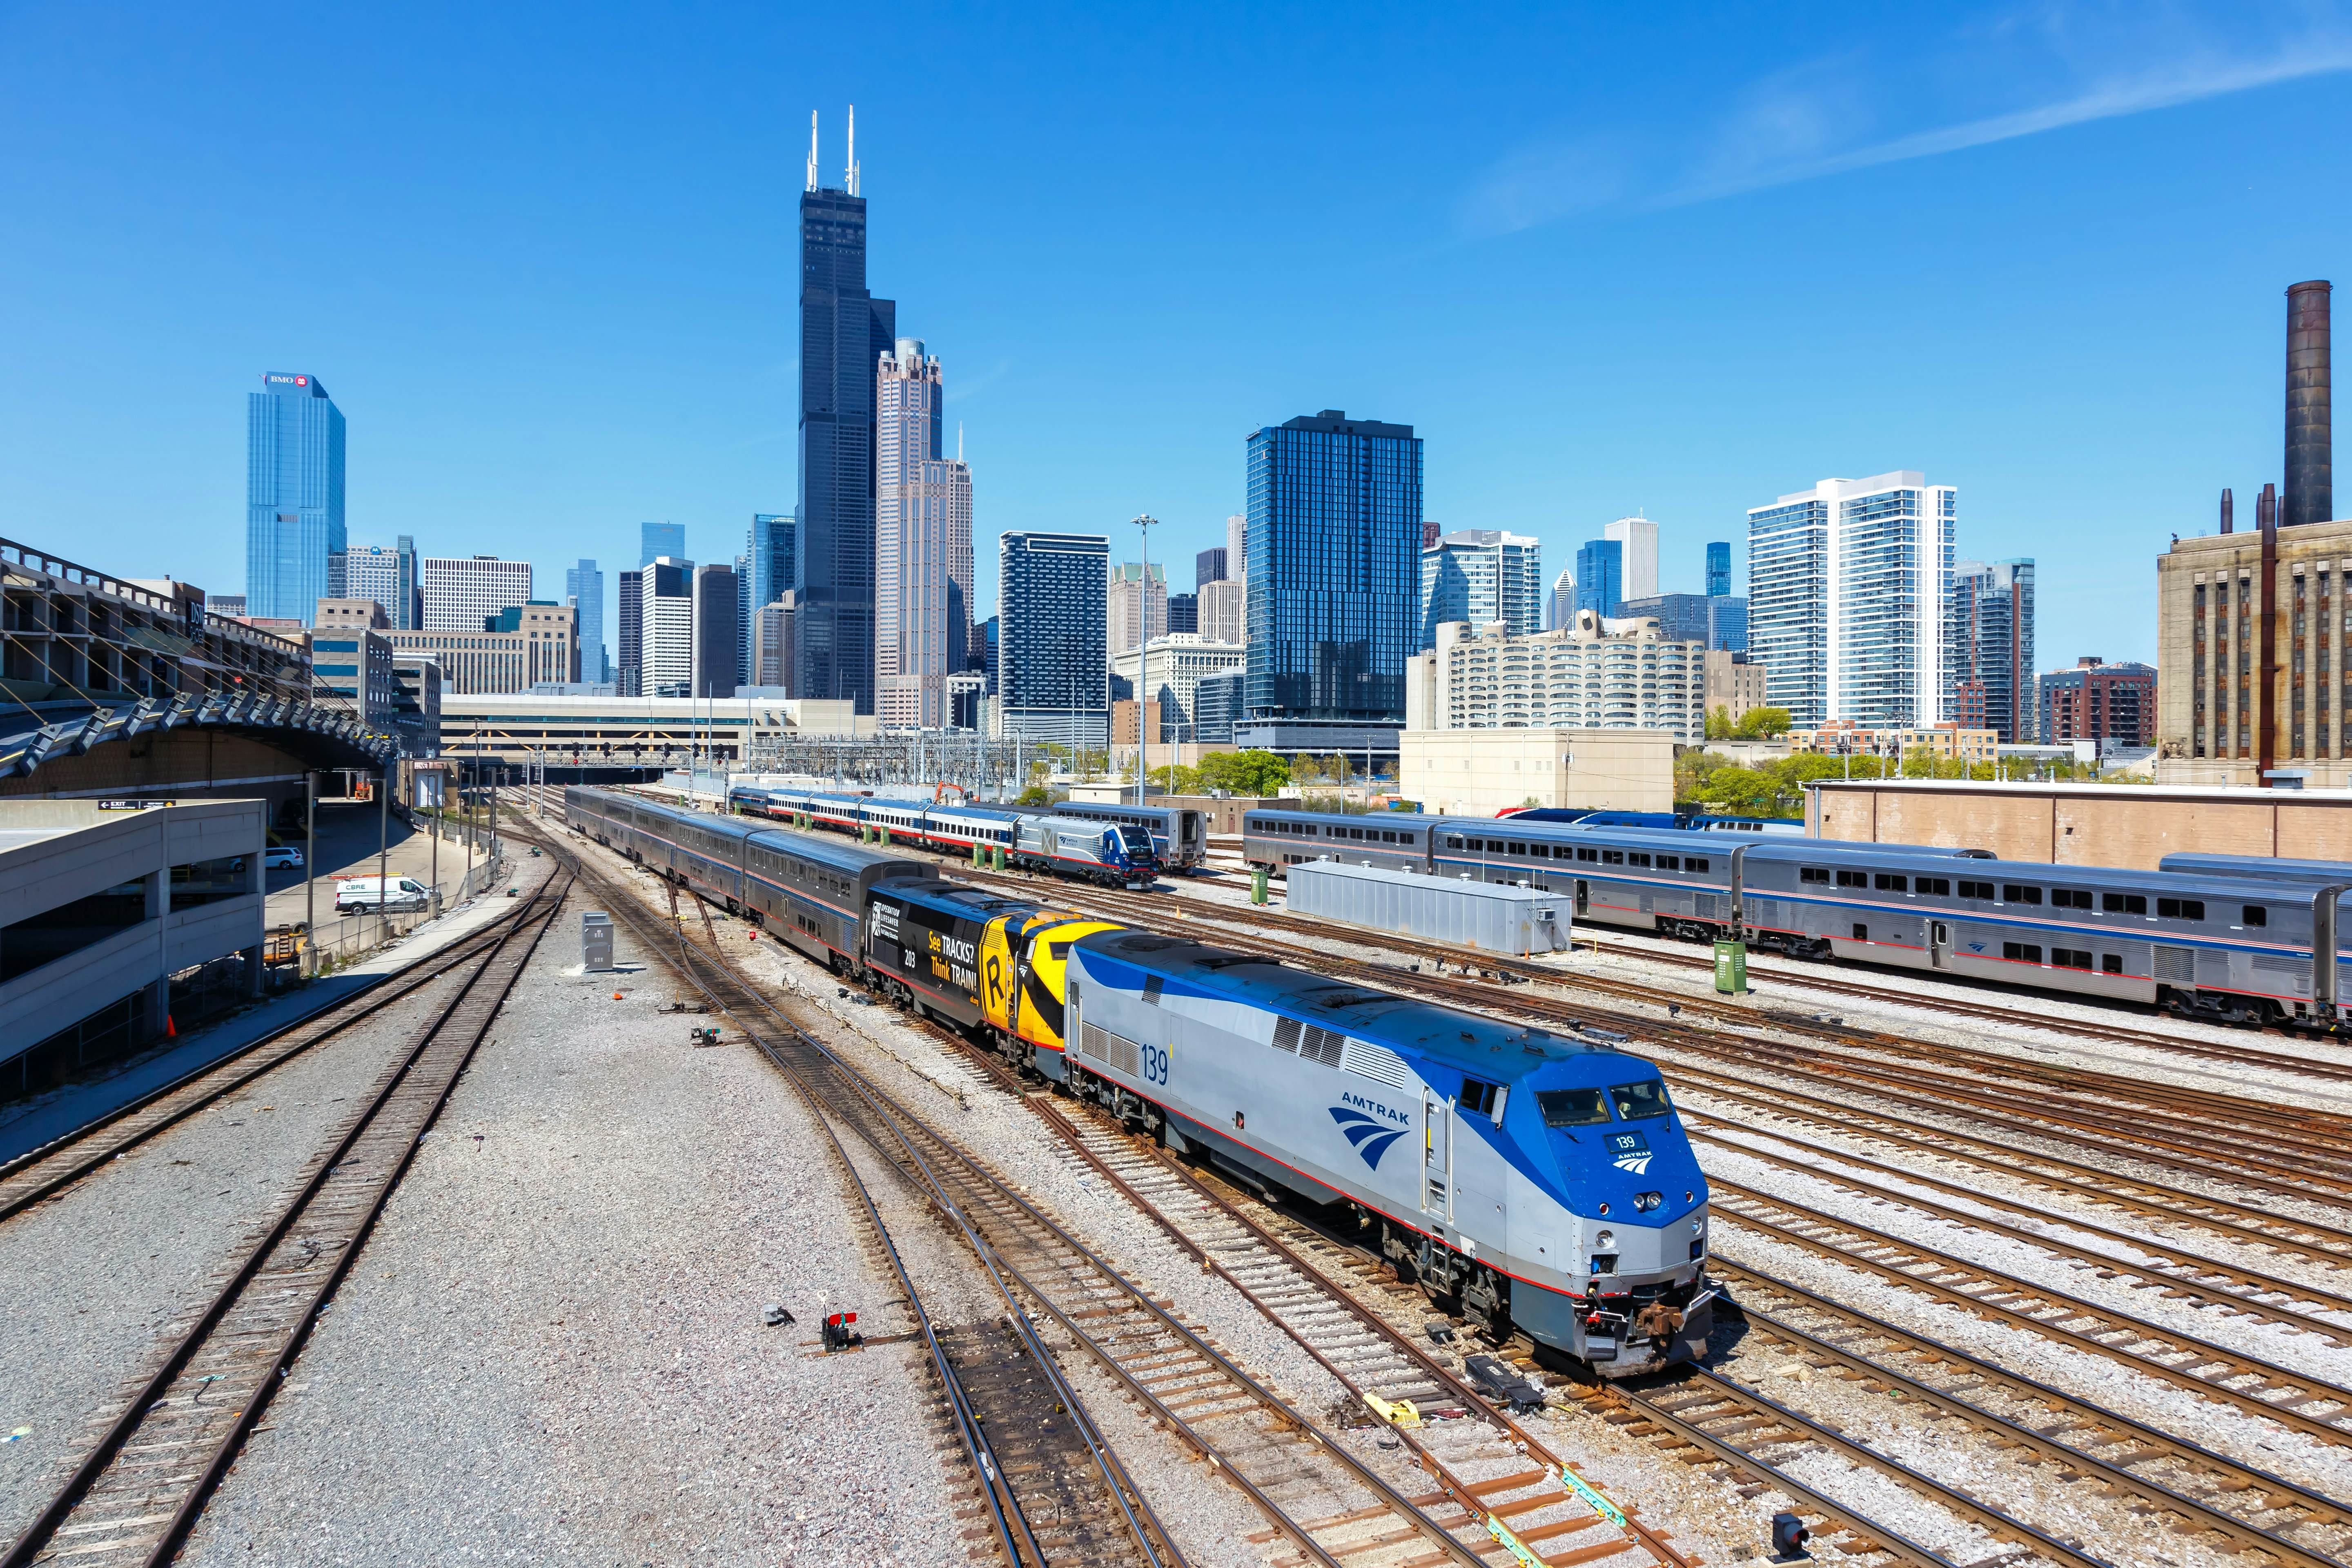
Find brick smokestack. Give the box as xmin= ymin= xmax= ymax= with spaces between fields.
xmin=2287 ymin=280 xmax=2332 ymax=527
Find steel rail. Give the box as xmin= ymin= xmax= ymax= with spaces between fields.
xmin=0 ymin=898 xmax=537 ymax=1221
xmin=956 ymin=1040 xmax=1697 ymax=1568
xmin=529 ymin=842 xmax=1486 ymax=1568
xmin=0 ymin=871 xmax=569 ymax=1568
xmin=1713 ymin=1260 xmax=2350 ymax=1568
xmin=1660 ymin=1062 xmax=2352 ymax=1259
xmin=1707 ymin=1182 xmax=2352 ymax=1448
xmin=1682 ymin=1120 xmax=2352 ymax=1334
xmin=536 ymin=824 xmax=1496 ymax=1568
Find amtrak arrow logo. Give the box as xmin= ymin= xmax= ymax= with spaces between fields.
xmin=1606 ymin=1131 xmax=1653 ymax=1176
xmin=1330 ymin=1106 xmax=1408 ymax=1171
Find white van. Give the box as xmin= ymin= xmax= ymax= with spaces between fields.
xmin=336 ymin=875 xmax=431 ymax=914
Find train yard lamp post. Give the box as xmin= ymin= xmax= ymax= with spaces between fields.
xmin=1133 ymin=513 xmax=1158 ymax=808
xmin=303 ymin=771 xmax=317 ymax=978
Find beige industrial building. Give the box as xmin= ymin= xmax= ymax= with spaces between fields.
xmin=1704 ymin=651 xmax=1766 ymax=723
xmin=2155 ymin=516 xmax=2352 ymax=786
xmin=1789 ymin=719 xmax=1999 ymax=763
xmin=1407 ymin=613 xmax=1706 ymax=740
xmin=1401 ymin=728 xmax=1674 ymax=817
xmin=1806 ymin=777 xmax=2352 ymax=867
xmin=389 ymin=604 xmax=577 ymax=697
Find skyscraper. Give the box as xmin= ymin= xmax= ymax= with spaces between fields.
xmin=1574 ymin=540 xmax=1623 ymax=618
xmin=1706 ymin=541 xmax=1732 ymax=598
xmin=639 ymin=557 xmax=693 ymax=697
xmin=1166 ymin=594 xmax=1198 ymax=635
xmin=1546 ymin=567 xmax=1576 ymax=632
xmin=1196 ymin=547 xmax=1228 ymax=588
xmin=421 ymin=556 xmax=533 ymax=632
xmin=640 ymin=522 xmax=685 ymax=567
xmin=1947 ymin=558 xmax=2036 ymax=742
xmin=875 ymin=339 xmax=972 ymax=728
xmin=1227 ymin=515 xmax=1247 ymax=578
xmin=748 ymin=514 xmax=796 ymax=611
xmin=1602 ymin=517 xmax=1659 ymax=602
xmin=1243 ymin=410 xmax=1422 ymax=727
xmin=245 ymin=371 xmax=346 ymax=624
xmin=617 ymin=568 xmax=642 ymax=695
xmin=1417 ymin=529 xmax=1543 ymax=647
xmin=1747 ymin=471 xmax=1956 ymax=729
xmin=999 ymin=532 xmax=1109 ymax=746
xmin=692 ymin=562 xmax=740 ymax=698
xmin=797 ymin=112 xmax=898 ymax=714
xmin=1617 ymin=592 xmax=1750 ymax=652
xmin=1108 ymin=562 xmax=1167 ymax=655
xmin=565 ymin=559 xmax=606 ymax=683
xmin=344 ymin=537 xmax=419 ymax=629
xmin=1197 ymin=579 xmax=1245 ymax=644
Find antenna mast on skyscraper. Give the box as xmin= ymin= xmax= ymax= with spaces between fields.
xmin=846 ymin=104 xmax=860 ymax=195
xmin=806 ymin=111 xmax=818 ymax=192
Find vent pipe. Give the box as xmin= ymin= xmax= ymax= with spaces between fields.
xmin=2287 ymin=281 xmax=2332 ymax=527
xmin=2221 ymin=487 xmax=2234 ymax=534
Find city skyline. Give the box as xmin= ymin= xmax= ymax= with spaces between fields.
xmin=14 ymin=5 xmax=2345 ymax=672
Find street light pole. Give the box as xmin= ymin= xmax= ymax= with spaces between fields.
xmin=1133 ymin=513 xmax=1158 ymax=807
xmin=303 ymin=771 xmax=316 ymax=977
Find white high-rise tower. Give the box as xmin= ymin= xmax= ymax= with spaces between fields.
xmin=875 ymin=338 xmax=972 ymax=728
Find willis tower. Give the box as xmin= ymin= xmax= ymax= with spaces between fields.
xmin=797 ymin=109 xmax=897 ymax=713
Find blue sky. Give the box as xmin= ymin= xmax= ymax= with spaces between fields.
xmin=4 ymin=1 xmax=2351 ymax=667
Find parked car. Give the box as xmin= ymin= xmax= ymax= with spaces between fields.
xmin=336 ymin=875 xmax=430 ymax=914
xmin=232 ymin=846 xmax=305 ymax=872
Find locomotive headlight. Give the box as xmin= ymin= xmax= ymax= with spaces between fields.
xmin=1691 ymin=1216 xmax=1706 ymax=1236
xmin=1595 ymin=1229 xmax=1615 ymax=1249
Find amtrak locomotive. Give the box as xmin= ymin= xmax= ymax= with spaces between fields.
xmin=1243 ymin=809 xmax=2352 ymax=1030
xmin=566 ymin=786 xmax=1709 ymax=1372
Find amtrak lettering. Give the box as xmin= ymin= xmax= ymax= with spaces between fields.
xmin=1341 ymin=1090 xmax=1409 ymax=1125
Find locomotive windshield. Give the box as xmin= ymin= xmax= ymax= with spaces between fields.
xmin=1116 ymin=825 xmax=1156 ymax=855
xmin=1537 ymin=1088 xmax=1612 ymax=1127
xmin=1610 ymin=1080 xmax=1673 ymax=1120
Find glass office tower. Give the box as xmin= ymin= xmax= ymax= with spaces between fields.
xmin=1418 ymin=528 xmax=1543 ymax=648
xmin=566 ymin=559 xmax=606 ymax=683
xmin=1243 ymin=410 xmax=1422 ymax=722
xmin=998 ymin=532 xmax=1109 ymax=745
xmin=1706 ymin=541 xmax=1732 ymax=597
xmin=797 ymin=172 xmax=898 ymax=714
xmin=245 ymin=371 xmax=346 ymax=624
xmin=640 ymin=522 xmax=685 ymax=568
xmin=1574 ymin=539 xmax=1623 ymax=619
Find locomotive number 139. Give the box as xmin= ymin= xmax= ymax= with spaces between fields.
xmin=1139 ymin=1042 xmax=1172 ymax=1086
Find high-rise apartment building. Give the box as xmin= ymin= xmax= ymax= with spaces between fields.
xmin=1945 ymin=559 xmax=2036 ymax=742
xmin=640 ymin=522 xmax=685 ymax=567
xmin=875 ymin=339 xmax=973 ymax=728
xmin=1407 ymin=613 xmax=1708 ymax=742
xmin=1574 ymin=540 xmax=1622 ymax=618
xmin=797 ymin=120 xmax=897 ymax=714
xmin=692 ymin=563 xmax=739 ymax=698
xmin=1706 ymin=541 xmax=1732 ymax=598
xmin=1243 ymin=410 xmax=1421 ymax=728
xmin=1748 ymin=471 xmax=1956 ymax=730
xmin=617 ymin=568 xmax=642 ymax=697
xmin=1418 ymin=529 xmax=1542 ymax=648
xmin=639 ymin=557 xmax=693 ymax=698
xmin=1546 ymin=568 xmax=1576 ymax=632
xmin=245 ymin=371 xmax=346 ymax=624
xmin=1109 ymin=562 xmax=1167 ymax=656
xmin=1196 ymin=547 xmax=1227 ymax=588
xmin=2039 ymin=657 xmax=2155 ymax=747
xmin=565 ymin=559 xmax=606 ymax=683
xmin=421 ymin=556 xmax=533 ymax=633
xmin=998 ymin=532 xmax=1109 ymax=746
xmin=1602 ymin=518 xmax=1659 ymax=602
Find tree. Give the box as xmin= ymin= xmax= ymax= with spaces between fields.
xmin=1197 ymin=748 xmax=1290 ymax=796
xmin=1734 ymin=706 xmax=1793 ymax=739
xmin=1705 ymin=705 xmax=1736 ymax=740
xmin=1015 ymin=785 xmax=1054 ymax=807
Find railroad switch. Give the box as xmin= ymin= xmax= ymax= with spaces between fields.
xmin=689 ymin=1026 xmax=724 ymax=1047
xmin=822 ymin=1312 xmax=863 ymax=1352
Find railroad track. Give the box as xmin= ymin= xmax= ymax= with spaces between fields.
xmin=2 ymin=870 xmax=570 ymax=1568
xmin=0 ymin=889 xmax=539 ymax=1225
xmin=537 ymin=828 xmax=1503 ymax=1568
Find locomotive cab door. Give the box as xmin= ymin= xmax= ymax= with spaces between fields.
xmin=1929 ymin=920 xmax=1953 ymax=969
xmin=1575 ymin=879 xmax=1590 ymax=918
xmin=1421 ymin=1091 xmax=1452 ymax=1221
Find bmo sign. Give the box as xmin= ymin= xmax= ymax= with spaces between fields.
xmin=263 ymin=372 xmax=312 ymax=388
